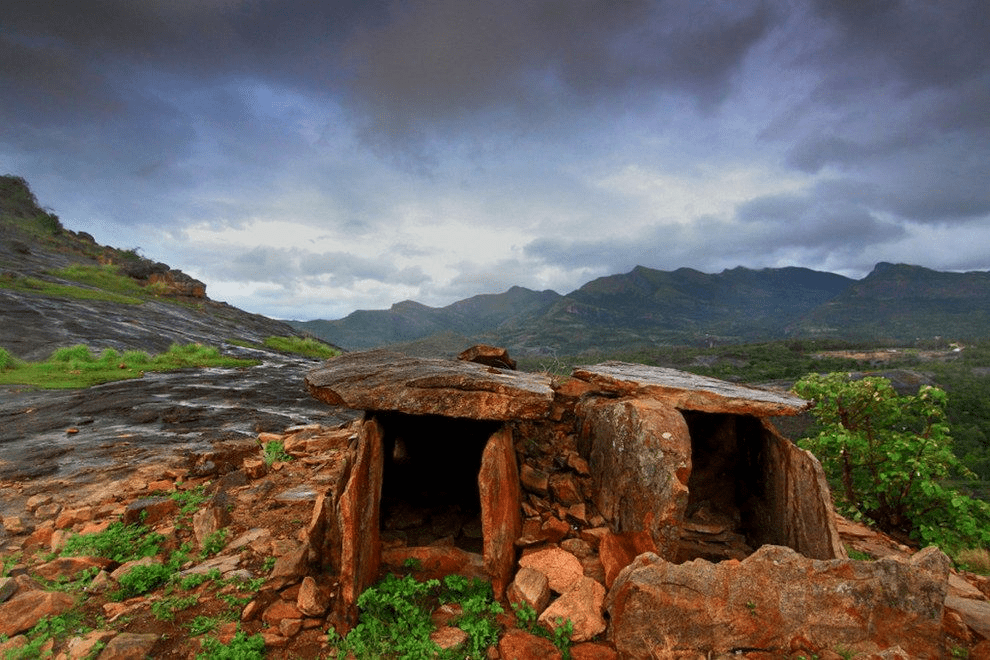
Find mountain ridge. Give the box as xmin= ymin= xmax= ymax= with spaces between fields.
xmin=291 ymin=261 xmax=990 ymax=355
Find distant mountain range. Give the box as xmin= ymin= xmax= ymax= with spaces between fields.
xmin=290 ymin=263 xmax=990 ymax=355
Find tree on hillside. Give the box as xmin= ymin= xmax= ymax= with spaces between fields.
xmin=794 ymin=372 xmax=990 ymax=552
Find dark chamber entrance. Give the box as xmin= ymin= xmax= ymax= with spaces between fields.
xmin=375 ymin=412 xmax=501 ymax=553
xmin=677 ymin=411 xmax=766 ymax=563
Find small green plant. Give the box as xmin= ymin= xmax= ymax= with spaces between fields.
xmin=151 ymin=594 xmax=199 ymax=621
xmin=197 ymin=630 xmax=266 ymax=660
xmin=113 ymin=561 xmax=175 ymax=600
xmin=0 ymin=347 xmax=21 ymax=371
xmin=61 ymin=521 xmax=163 ymax=563
xmin=179 ymin=568 xmax=223 ymax=590
xmin=745 ymin=600 xmax=757 ymax=615
xmin=170 ymin=484 xmax=209 ymax=515
xmin=511 ymin=601 xmax=573 ymax=658
xmin=261 ymin=556 xmax=277 ymax=573
xmin=199 ymin=528 xmax=229 ymax=559
xmin=186 ymin=615 xmax=222 ymax=636
xmin=262 ymin=440 xmax=291 ymax=465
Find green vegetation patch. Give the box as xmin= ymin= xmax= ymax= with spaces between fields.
xmin=61 ymin=521 xmax=164 ymax=563
xmin=262 ymin=335 xmax=340 ymax=359
xmin=0 ymin=343 xmax=259 ymax=389
xmin=0 ymin=271 xmax=143 ymax=304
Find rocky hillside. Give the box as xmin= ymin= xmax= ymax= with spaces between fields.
xmin=294 ymin=262 xmax=990 ymax=355
xmin=0 ymin=175 xmax=316 ymax=361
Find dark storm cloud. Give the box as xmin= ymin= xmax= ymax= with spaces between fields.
xmin=338 ymin=0 xmax=777 ymax=140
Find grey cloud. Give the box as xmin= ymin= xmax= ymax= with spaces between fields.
xmin=226 ymin=246 xmax=428 ymax=288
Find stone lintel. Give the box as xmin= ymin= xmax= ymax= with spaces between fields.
xmin=572 ymin=362 xmax=809 ymax=417
xmin=306 ymin=349 xmax=554 ymax=420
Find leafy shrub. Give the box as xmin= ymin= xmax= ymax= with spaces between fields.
xmin=197 ymin=630 xmax=266 ymax=660
xmin=2 ymin=611 xmax=87 ymax=660
xmin=795 ymin=372 xmax=990 ymax=552
xmin=114 ymin=561 xmax=174 ymax=599
xmin=262 ymin=440 xmax=292 ymax=465
xmin=151 ymin=594 xmax=198 ymax=621
xmin=61 ymin=521 xmax=163 ymax=563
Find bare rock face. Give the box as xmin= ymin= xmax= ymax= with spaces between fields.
xmin=457 ymin=344 xmax=517 ymax=370
xmin=306 ymin=349 xmax=553 ymax=420
xmin=605 ymin=544 xmax=951 ymax=659
xmin=577 ymin=398 xmax=691 ymax=557
xmin=573 ymin=362 xmax=808 ymax=416
xmin=478 ymin=426 xmax=523 ymax=599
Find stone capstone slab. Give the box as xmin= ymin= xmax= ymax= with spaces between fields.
xmin=573 ymin=362 xmax=808 ymax=416
xmin=306 ymin=349 xmax=554 ymax=420
xmin=605 ymin=544 xmax=951 ymax=659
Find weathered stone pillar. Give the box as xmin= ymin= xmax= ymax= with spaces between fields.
xmin=577 ymin=397 xmax=692 ymax=559
xmin=336 ymin=416 xmax=383 ymax=628
xmin=479 ymin=426 xmax=522 ymax=599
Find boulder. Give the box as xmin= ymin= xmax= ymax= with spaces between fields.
xmin=519 ymin=547 xmax=584 ymax=594
xmin=457 ymin=344 xmax=517 ymax=370
xmin=306 ymin=349 xmax=553 ymax=420
xmin=498 ymin=629 xmax=562 ymax=660
xmin=605 ymin=545 xmax=951 ymax=659
xmin=945 ymin=596 xmax=990 ymax=641
xmin=573 ymin=362 xmax=808 ymax=416
xmin=577 ymin=397 xmax=691 ymax=557
xmin=538 ymin=576 xmax=607 ymax=642
xmin=0 ymin=590 xmax=77 ymax=636
xmin=507 ymin=566 xmax=551 ymax=614
xmin=96 ymin=632 xmax=159 ymax=659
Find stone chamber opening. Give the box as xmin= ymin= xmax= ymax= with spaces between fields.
xmin=375 ymin=412 xmax=502 ymax=553
xmin=676 ymin=411 xmax=769 ymax=563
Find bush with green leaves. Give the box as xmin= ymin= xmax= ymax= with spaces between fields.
xmin=262 ymin=440 xmax=292 ymax=465
xmin=197 ymin=630 xmax=266 ymax=660
xmin=60 ymin=521 xmax=164 ymax=563
xmin=794 ymin=372 xmax=990 ymax=552
xmin=327 ymin=572 xmax=509 ymax=659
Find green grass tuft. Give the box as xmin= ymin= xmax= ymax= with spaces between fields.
xmin=262 ymin=335 xmax=340 ymax=359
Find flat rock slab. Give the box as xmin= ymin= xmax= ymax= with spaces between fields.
xmin=573 ymin=362 xmax=808 ymax=416
xmin=306 ymin=350 xmax=554 ymax=420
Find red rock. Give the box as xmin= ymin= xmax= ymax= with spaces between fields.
xmin=519 ymin=547 xmax=583 ymax=594
xmin=606 ymin=545 xmax=951 ymax=659
xmin=507 ymin=566 xmax=551 ymax=614
xmin=479 ymin=426 xmax=523 ymax=598
xmin=54 ymin=507 xmax=93 ymax=530
xmin=122 ymin=497 xmax=177 ymax=526
xmin=457 ymin=345 xmax=517 ymax=370
xmin=560 ymin=538 xmax=593 ymax=559
xmin=32 ymin=556 xmax=110 ymax=581
xmin=381 ymin=545 xmax=485 ymax=582
xmin=549 ymin=473 xmax=582 ymax=505
xmin=498 ymin=629 xmax=562 ymax=660
xmin=23 ymin=521 xmax=54 ymax=548
xmin=192 ymin=501 xmax=231 ymax=547
xmin=0 ymin=590 xmax=77 ymax=636
xmin=278 ymin=618 xmax=303 ymax=637
xmin=64 ymin=629 xmax=116 ymax=659
xmin=242 ymin=458 xmax=267 ymax=479
xmin=430 ymin=626 xmax=470 ymax=652
xmin=570 ymin=641 xmax=619 ymax=660
xmin=89 ymin=632 xmax=159 ymax=660
xmin=520 ymin=464 xmax=550 ymax=496
xmin=262 ymin=599 xmax=303 ymax=625
xmin=336 ymin=418 xmax=383 ymax=626
xmin=599 ymin=530 xmax=656 ymax=589
xmin=945 ymin=595 xmax=990 ymax=641
xmin=538 ymin=576 xmax=607 ymax=642
xmin=540 ymin=517 xmax=570 ymax=544
xmin=269 ymin=542 xmax=310 ymax=580
xmin=296 ymin=576 xmax=331 ymax=617
xmin=146 ymin=479 xmax=172 ymax=492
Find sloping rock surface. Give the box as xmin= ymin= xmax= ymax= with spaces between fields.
xmin=306 ymin=349 xmax=554 ymax=420
xmin=573 ymin=362 xmax=808 ymax=416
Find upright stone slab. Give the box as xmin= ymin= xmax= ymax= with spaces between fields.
xmin=336 ymin=417 xmax=383 ymax=628
xmin=478 ymin=426 xmax=522 ymax=599
xmin=306 ymin=349 xmax=554 ymax=420
xmin=577 ymin=397 xmax=691 ymax=558
xmin=748 ymin=420 xmax=845 ymax=560
xmin=573 ymin=362 xmax=808 ymax=416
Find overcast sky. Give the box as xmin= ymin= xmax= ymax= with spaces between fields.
xmin=3 ymin=1 xmax=989 ymax=320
